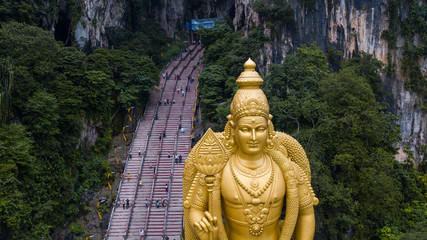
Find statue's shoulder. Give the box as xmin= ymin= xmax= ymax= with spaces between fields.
xmin=272 ymin=131 xmax=312 ymax=182
xmin=273 ymin=131 xmax=319 ymax=205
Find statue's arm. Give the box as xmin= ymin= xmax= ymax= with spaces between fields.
xmin=188 ymin=177 xmax=208 ymax=231
xmin=295 ymin=206 xmax=315 ymax=239
xmin=294 ymin=166 xmax=315 ymax=239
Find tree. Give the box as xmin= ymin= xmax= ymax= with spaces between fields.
xmin=316 ymin=65 xmax=402 ymax=238
xmin=0 ymin=22 xmax=62 ymax=116
xmin=263 ymin=44 xmax=328 ymax=140
xmin=83 ymin=70 xmax=113 ymax=118
xmin=22 ymin=90 xmax=60 ymax=156
xmin=0 ymin=57 xmax=14 ymax=123
xmin=197 ymin=21 xmax=233 ymax=48
xmin=341 ymin=52 xmax=384 ymax=101
xmin=253 ymin=0 xmax=295 ymax=25
xmin=0 ymin=124 xmax=44 ymax=239
xmin=107 ymin=50 xmax=157 ymax=110
xmin=198 ymin=65 xmax=229 ymax=122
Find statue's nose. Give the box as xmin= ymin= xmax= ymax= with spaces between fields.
xmin=251 ymin=129 xmax=257 ymax=140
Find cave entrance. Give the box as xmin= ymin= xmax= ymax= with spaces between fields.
xmin=54 ymin=11 xmax=72 ymax=46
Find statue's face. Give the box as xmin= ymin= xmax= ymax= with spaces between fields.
xmin=234 ymin=116 xmax=268 ymax=155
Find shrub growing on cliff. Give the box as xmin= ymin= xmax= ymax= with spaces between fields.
xmin=253 ymin=0 xmax=295 ymax=25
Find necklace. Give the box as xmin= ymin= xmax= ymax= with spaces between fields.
xmin=230 ymin=156 xmax=275 ymax=199
xmin=233 ymin=155 xmax=271 ymax=178
xmin=229 ymin=160 xmax=276 ymax=237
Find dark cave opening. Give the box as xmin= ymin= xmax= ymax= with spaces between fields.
xmin=54 ymin=11 xmax=72 ymax=46
xmin=228 ymin=3 xmax=235 ymax=21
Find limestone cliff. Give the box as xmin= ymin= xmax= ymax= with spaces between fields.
xmin=74 ymin=0 xmax=126 ymax=51
xmin=189 ymin=0 xmax=426 ymax=163
xmin=72 ymin=0 xmax=425 ymax=162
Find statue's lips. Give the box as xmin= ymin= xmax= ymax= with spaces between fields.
xmin=248 ymin=142 xmax=259 ymax=147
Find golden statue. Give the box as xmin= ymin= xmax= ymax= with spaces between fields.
xmin=183 ymin=58 xmax=318 ymax=240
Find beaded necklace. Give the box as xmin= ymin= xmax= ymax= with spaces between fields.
xmin=230 ymin=155 xmax=275 ymax=199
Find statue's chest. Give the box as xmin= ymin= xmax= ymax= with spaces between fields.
xmin=221 ymin=159 xmax=285 ymax=205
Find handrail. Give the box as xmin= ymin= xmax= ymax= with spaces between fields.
xmin=161 ymin=46 xmax=204 ymax=238
xmin=104 ymin=111 xmax=143 ymax=239
xmin=105 ymin=73 xmax=164 ymax=240
xmin=141 ymin=45 xmax=200 ymax=239
xmin=105 ymin=46 xmax=188 ymax=240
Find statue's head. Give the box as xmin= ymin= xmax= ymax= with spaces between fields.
xmin=224 ymin=58 xmax=275 ymax=154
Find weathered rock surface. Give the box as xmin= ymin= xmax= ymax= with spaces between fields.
xmin=213 ymin=0 xmax=426 ymax=162
xmin=74 ymin=0 xmax=425 ymax=162
xmin=75 ymin=0 xmax=126 ymax=50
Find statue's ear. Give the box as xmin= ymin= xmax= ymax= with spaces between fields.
xmin=268 ymin=120 xmax=275 ymax=137
xmin=227 ymin=114 xmax=235 ymax=128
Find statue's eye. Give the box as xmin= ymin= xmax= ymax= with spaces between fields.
xmin=257 ymin=127 xmax=266 ymax=132
xmin=240 ymin=128 xmax=249 ymax=132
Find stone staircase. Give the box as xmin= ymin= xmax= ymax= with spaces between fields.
xmin=105 ymin=44 xmax=203 ymax=240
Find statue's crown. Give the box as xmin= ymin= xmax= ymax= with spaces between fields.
xmin=230 ymin=58 xmax=269 ymax=122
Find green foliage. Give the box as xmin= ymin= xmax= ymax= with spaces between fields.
xmin=327 ymin=46 xmax=342 ymax=72
xmin=198 ymin=24 xmax=267 ymax=128
xmin=69 ymin=222 xmax=84 ymax=235
xmin=0 ymin=22 xmax=160 ymax=238
xmin=398 ymin=220 xmax=427 ymax=239
xmin=0 ymin=0 xmax=45 ymax=25
xmin=106 ymin=20 xmax=181 ymax=70
xmin=384 ymin=0 xmax=427 ymax=97
xmin=0 ymin=0 xmax=83 ymax=43
xmin=0 ymin=21 xmax=62 ymax=115
xmin=84 ymin=70 xmax=114 ymax=117
xmin=197 ymin=21 xmax=233 ymax=48
xmin=0 ymin=124 xmax=36 ymax=239
xmin=107 ymin=50 xmax=157 ymax=109
xmin=204 ymin=26 xmax=267 ymax=77
xmin=0 ymin=56 xmax=14 ymax=123
xmin=381 ymin=0 xmax=400 ymax=49
xmin=302 ymin=0 xmax=316 ymax=10
xmin=378 ymin=226 xmax=400 ymax=240
xmin=198 ymin=65 xmax=231 ymax=126
xmin=23 ymin=90 xmax=60 ymax=155
xmin=400 ymin=0 xmax=427 ymax=96
xmin=317 ymin=66 xmax=403 ymax=237
xmin=253 ymin=0 xmax=295 ymax=25
xmin=401 ymin=0 xmax=427 ymax=44
xmin=401 ymin=42 xmax=427 ymax=96
xmin=263 ymin=44 xmax=329 ymax=135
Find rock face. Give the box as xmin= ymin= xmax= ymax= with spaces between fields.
xmin=206 ymin=0 xmax=426 ymax=163
xmin=75 ymin=0 xmax=425 ymax=162
xmin=74 ymin=0 xmax=126 ymax=50
xmin=154 ymin=0 xmax=185 ymax=37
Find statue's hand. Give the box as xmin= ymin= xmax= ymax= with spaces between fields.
xmin=193 ymin=211 xmax=218 ymax=240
